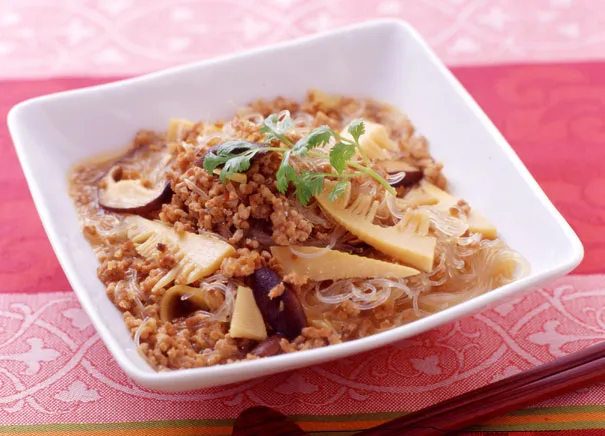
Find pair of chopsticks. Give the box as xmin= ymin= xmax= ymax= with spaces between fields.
xmin=232 ymin=341 xmax=605 ymax=435
xmin=364 ymin=340 xmax=605 ymax=435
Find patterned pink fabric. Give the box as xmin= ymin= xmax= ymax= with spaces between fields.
xmin=0 ymin=0 xmax=604 ymax=78
xmin=2 ymin=0 xmax=605 ymax=429
xmin=1 ymin=276 xmax=604 ymax=423
xmin=1 ymin=62 xmax=605 ymax=426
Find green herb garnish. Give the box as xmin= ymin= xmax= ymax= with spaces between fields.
xmin=203 ymin=112 xmax=396 ymax=205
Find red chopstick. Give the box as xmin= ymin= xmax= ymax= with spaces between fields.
xmin=359 ymin=341 xmax=605 ymax=435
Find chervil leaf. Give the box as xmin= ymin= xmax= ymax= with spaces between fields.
xmin=206 ymin=111 xmax=395 ymax=204
xmin=329 ymin=142 xmax=356 ymax=174
xmin=275 ymin=151 xmax=297 ymax=194
xmin=292 ymin=125 xmax=335 ymax=156
xmin=304 ymin=172 xmax=326 ymax=197
xmin=260 ymin=114 xmax=279 ymax=140
xmin=328 ymin=180 xmax=348 ymax=202
xmin=261 ymin=112 xmax=294 ymax=143
xmin=347 ymin=119 xmax=365 ymax=142
xmin=203 ymin=141 xmax=265 ymax=181
xmin=214 ymin=140 xmax=260 ymax=156
xmin=220 ymin=150 xmax=255 ymax=182
xmin=203 ymin=152 xmax=228 ymax=173
xmin=281 ymin=115 xmax=295 ymax=132
xmin=295 ymin=171 xmax=325 ymax=206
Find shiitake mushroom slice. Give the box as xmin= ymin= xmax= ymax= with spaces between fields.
xmin=380 ymin=160 xmax=424 ymax=189
xmin=251 ymin=267 xmax=306 ymax=340
xmin=250 ymin=334 xmax=285 ymax=357
xmin=98 ymin=164 xmax=172 ymax=214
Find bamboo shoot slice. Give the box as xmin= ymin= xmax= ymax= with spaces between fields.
xmin=341 ymin=120 xmax=397 ymax=161
xmin=167 ymin=118 xmax=195 ymax=142
xmin=316 ymin=183 xmax=436 ymax=272
xmin=125 ymin=216 xmax=235 ymax=291
xmin=160 ymin=285 xmax=225 ymax=322
xmin=271 ymin=246 xmax=419 ymax=281
xmin=405 ymin=181 xmax=497 ymax=239
xmin=230 ymin=286 xmax=268 ymax=341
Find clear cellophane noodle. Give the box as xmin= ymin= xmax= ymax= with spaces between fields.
xmin=296 ymin=180 xmax=530 ymax=341
xmin=302 ymin=235 xmax=529 ymax=341
xmin=191 ymin=123 xmax=531 ymax=341
xmin=175 ymin=273 xmax=238 ymax=327
xmin=75 ymin=97 xmax=529 ymax=348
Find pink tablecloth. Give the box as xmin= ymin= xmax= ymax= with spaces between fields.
xmin=3 ymin=1 xmax=605 ymax=435
xmin=1 ymin=0 xmax=605 ymax=78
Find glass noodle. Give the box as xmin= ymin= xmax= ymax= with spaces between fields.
xmin=109 ymin=97 xmax=529 ymax=344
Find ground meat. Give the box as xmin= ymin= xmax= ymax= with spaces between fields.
xmin=259 ymin=186 xmax=313 ymax=245
xmin=68 ymin=91 xmax=458 ymax=371
xmin=283 ymin=272 xmax=309 ymax=286
xmin=312 ymin=111 xmax=340 ymax=129
xmin=268 ymin=282 xmax=285 ymax=299
xmin=133 ymin=130 xmax=162 ymax=149
xmin=457 ymin=199 xmax=471 ymax=215
xmin=220 ymin=248 xmax=263 ymax=277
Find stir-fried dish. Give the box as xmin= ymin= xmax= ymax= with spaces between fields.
xmin=69 ymin=89 xmax=529 ymax=370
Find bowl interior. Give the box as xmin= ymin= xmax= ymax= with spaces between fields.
xmin=8 ymin=20 xmax=582 ymax=389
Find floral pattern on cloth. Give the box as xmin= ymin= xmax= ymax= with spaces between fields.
xmin=0 ymin=0 xmax=604 ymax=78
xmin=2 ymin=57 xmax=605 ymax=431
xmin=1 ymin=275 xmax=605 ymax=424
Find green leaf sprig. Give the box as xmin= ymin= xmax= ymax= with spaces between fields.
xmin=203 ymin=112 xmax=396 ymax=205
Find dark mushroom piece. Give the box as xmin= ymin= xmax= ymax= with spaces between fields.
xmin=247 ymin=219 xmax=274 ymax=248
xmin=98 ymin=166 xmax=172 ymax=214
xmin=250 ymin=334 xmax=285 ymax=358
xmin=235 ymin=339 xmax=258 ymax=358
xmin=251 ymin=267 xmax=306 ymax=340
xmin=379 ymin=160 xmax=424 ymax=189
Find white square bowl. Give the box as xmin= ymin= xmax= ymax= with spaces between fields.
xmin=7 ymin=20 xmax=583 ymax=391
